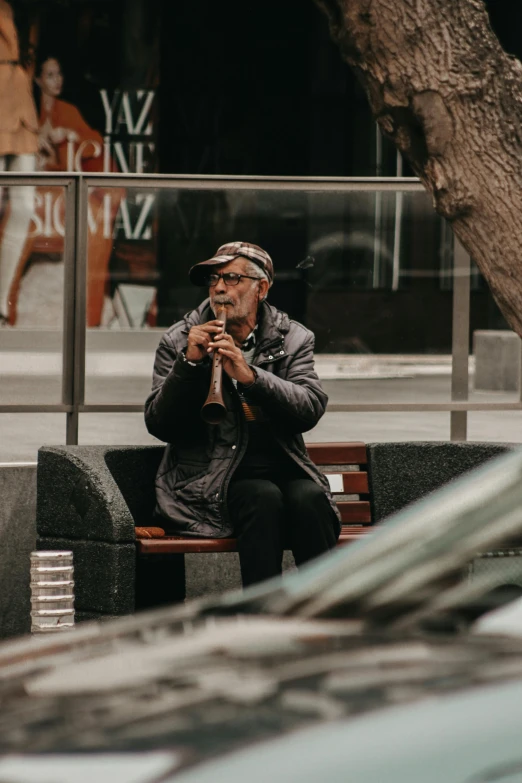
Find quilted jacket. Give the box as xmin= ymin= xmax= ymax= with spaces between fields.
xmin=144 ymin=299 xmax=341 ymax=537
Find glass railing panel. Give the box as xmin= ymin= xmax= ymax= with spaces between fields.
xmin=468 ymin=412 xmax=522 ymax=442
xmin=469 ymin=268 xmax=521 ymax=404
xmin=307 ymin=411 xmax=450 ymax=443
xmin=84 ymin=183 xmax=456 ymax=408
xmin=84 ymin=329 xmax=161 ymax=405
xmin=0 ymin=184 xmax=67 ymax=404
xmin=306 ymin=188 xmax=456 ymax=405
xmin=78 ymin=413 xmax=161 ymax=446
xmin=0 ymin=414 xmax=65 ymax=462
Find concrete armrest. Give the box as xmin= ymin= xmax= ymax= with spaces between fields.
xmin=37 ymin=445 xmax=165 ymax=544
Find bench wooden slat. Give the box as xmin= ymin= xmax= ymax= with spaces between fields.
xmin=135 ymin=499 xmax=372 ymax=550
xmin=338 ymin=500 xmax=371 ymax=524
xmin=137 ymin=525 xmax=371 ymax=555
xmin=325 ymin=471 xmax=369 ymax=494
xmin=307 ymin=442 xmax=367 ymax=466
xmin=139 ymin=537 xmax=240 ymax=554
xmin=136 ymin=442 xmax=372 ymax=557
xmin=338 ymin=526 xmax=372 ymax=543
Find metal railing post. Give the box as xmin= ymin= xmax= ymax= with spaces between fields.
xmin=63 ymin=177 xmax=78 ymax=444
xmin=519 ymin=339 xmax=522 ymax=403
xmin=71 ymin=175 xmax=89 ymax=441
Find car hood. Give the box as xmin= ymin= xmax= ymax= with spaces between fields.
xmin=3 ymin=449 xmax=522 ymax=775
xmin=2 ymin=615 xmax=522 ymax=766
xmin=171 ymin=677 xmax=522 ymax=783
xmin=3 ymin=675 xmax=522 ymax=783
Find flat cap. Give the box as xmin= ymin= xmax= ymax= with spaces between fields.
xmin=189 ymin=241 xmax=274 ymax=286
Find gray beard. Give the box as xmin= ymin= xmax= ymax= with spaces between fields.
xmin=211 ymin=296 xmax=260 ymax=325
xmin=211 ymin=302 xmax=248 ymax=323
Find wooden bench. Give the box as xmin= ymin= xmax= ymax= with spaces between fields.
xmin=36 ymin=441 xmax=515 ymax=618
xmin=135 ymin=442 xmax=372 ymax=555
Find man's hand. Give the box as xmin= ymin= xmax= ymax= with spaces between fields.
xmin=185 ymin=320 xmax=224 ymax=362
xmin=208 ymin=333 xmax=255 ymax=386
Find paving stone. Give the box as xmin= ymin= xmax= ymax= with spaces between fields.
xmin=0 ymin=465 xmax=36 ymax=639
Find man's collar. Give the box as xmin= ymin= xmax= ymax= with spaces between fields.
xmin=240 ymin=325 xmax=258 ymax=352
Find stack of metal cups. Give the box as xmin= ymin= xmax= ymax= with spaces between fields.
xmin=30 ymin=551 xmax=75 ymax=634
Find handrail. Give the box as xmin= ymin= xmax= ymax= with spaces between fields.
xmin=0 ymin=173 xmax=517 ymax=444
xmin=0 ymin=172 xmax=422 ymax=182
xmin=0 ymin=171 xmax=425 ymax=191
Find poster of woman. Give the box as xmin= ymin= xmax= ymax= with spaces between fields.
xmin=34 ymin=54 xmax=124 ymax=327
xmin=0 ymin=0 xmax=160 ymax=328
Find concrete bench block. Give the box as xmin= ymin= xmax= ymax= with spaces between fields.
xmin=33 ymin=442 xmax=521 ymax=621
xmin=473 ymin=330 xmax=521 ymax=392
xmin=367 ymin=442 xmax=516 ymax=523
xmin=37 ymin=445 xmax=164 ymax=543
xmin=0 ymin=464 xmax=36 ymax=639
xmin=37 ymin=537 xmax=136 ymax=616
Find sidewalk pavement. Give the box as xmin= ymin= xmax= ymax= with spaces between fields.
xmin=0 ymin=328 xmax=474 ymax=379
xmin=0 ymin=349 xmax=467 ymax=380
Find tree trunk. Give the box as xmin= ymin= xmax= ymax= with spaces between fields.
xmin=314 ymin=0 xmax=522 ymax=336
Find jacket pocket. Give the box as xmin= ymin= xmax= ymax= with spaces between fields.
xmin=173 ymin=463 xmax=209 ymax=493
xmin=175 ymin=473 xmax=221 ymax=508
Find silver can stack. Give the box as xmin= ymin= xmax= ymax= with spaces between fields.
xmin=30 ymin=551 xmax=75 ymax=634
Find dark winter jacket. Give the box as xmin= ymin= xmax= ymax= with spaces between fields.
xmin=144 ymin=299 xmax=341 ymax=537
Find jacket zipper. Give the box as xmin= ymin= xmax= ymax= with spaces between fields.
xmin=218 ymin=386 xmax=248 ymax=526
xmin=216 ymin=338 xmax=286 ymax=524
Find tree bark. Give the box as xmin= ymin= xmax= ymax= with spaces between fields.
xmin=314 ymin=0 xmax=522 ymax=336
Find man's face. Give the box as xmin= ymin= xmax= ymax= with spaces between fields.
xmin=208 ymin=257 xmax=269 ymax=324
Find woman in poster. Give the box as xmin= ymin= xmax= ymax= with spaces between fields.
xmin=0 ymin=0 xmax=39 ymax=325
xmin=34 ymin=54 xmax=122 ymax=327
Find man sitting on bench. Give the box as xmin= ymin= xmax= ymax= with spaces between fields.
xmin=145 ymin=241 xmax=340 ymax=587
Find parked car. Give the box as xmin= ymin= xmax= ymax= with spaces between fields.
xmin=2 ymin=449 xmax=522 ymax=782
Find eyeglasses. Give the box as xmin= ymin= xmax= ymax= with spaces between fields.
xmin=205 ymin=272 xmax=263 ymax=287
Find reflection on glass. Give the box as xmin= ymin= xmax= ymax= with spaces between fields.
xmin=93 ymin=188 xmax=156 ymax=329
xmin=88 ymin=185 xmax=454 ymax=345
xmin=0 ymin=185 xmax=64 ymax=405
xmin=308 ymin=412 xmax=451 ymax=444
xmin=82 ymin=184 xmax=503 ymax=406
xmin=468 ymin=412 xmax=522 ymax=442
xmin=79 ymin=413 xmax=160 ymax=447
xmin=35 ymin=54 xmax=125 ymax=329
xmin=0 ymin=183 xmax=65 ymax=404
xmin=7 ymin=185 xmax=67 ymax=329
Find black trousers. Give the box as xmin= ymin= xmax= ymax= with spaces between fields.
xmin=228 ymin=464 xmax=339 ymax=588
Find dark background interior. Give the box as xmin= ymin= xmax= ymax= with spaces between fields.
xmin=13 ymin=0 xmax=517 ymax=348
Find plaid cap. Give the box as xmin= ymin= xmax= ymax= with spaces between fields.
xmin=189 ymin=241 xmax=274 ymax=287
